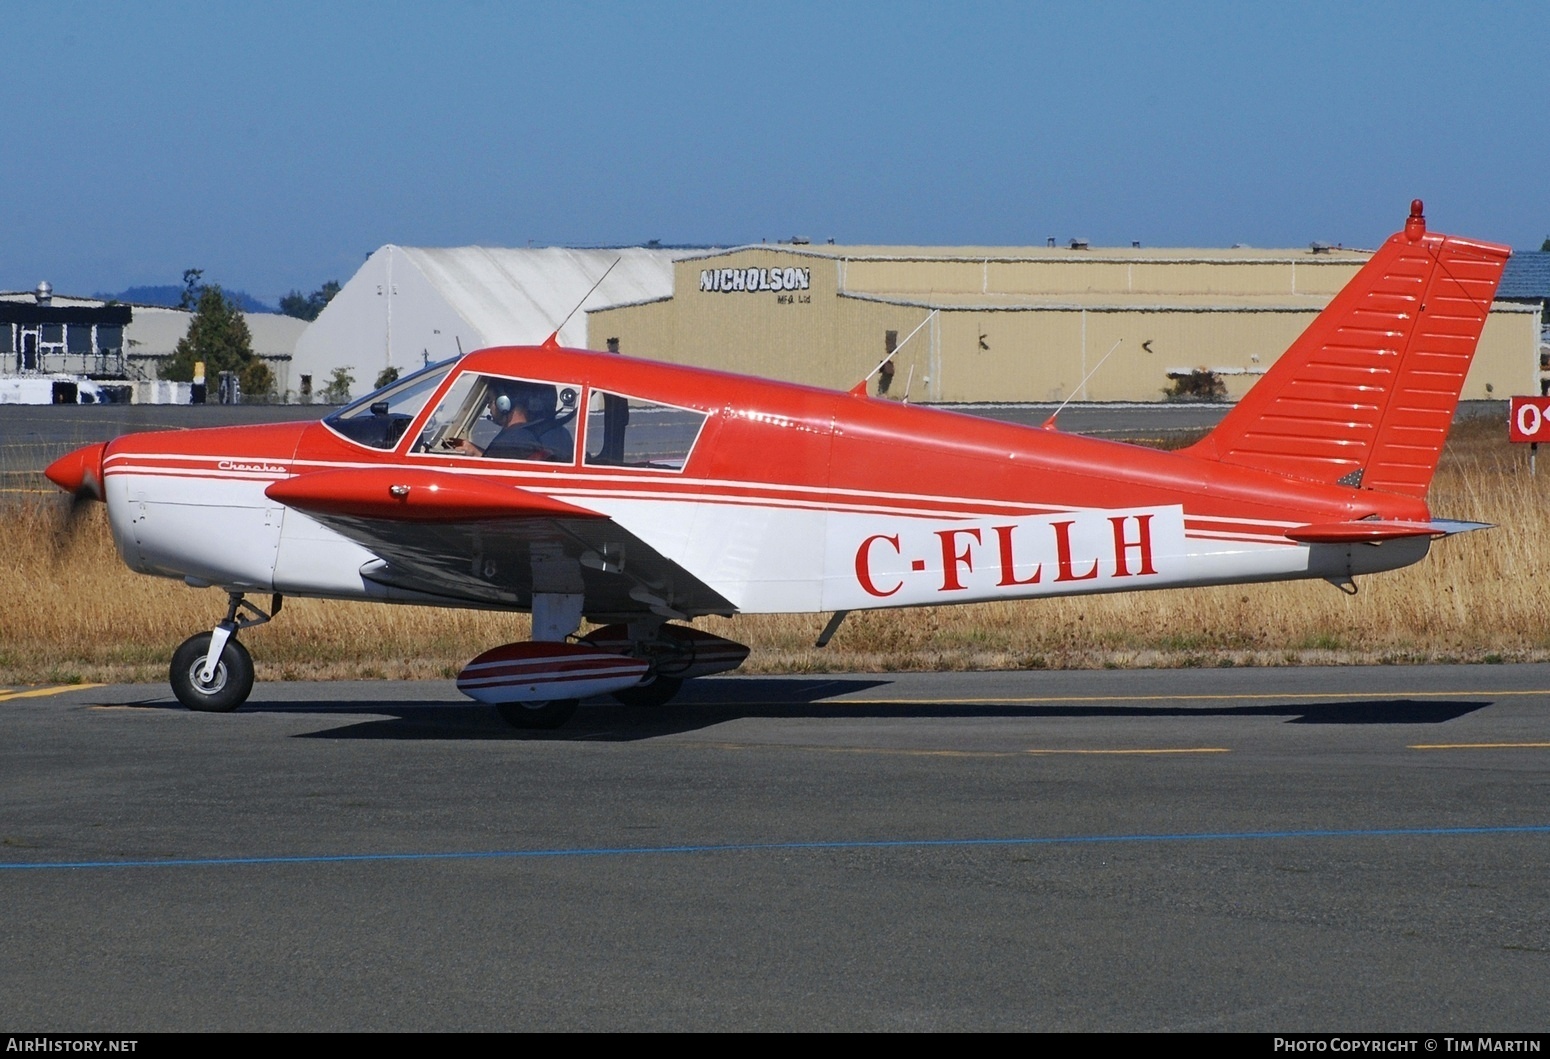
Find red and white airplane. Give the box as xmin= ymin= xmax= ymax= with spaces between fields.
xmin=46 ymin=201 xmax=1509 ymax=727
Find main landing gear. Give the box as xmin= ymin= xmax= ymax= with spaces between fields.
xmin=580 ymin=622 xmax=749 ymax=710
xmin=458 ymin=599 xmax=751 ymax=730
xmin=169 ymin=593 xmax=278 ymax=712
xmin=610 ymin=675 xmax=684 ymax=710
xmin=495 ymin=699 xmax=578 ymax=730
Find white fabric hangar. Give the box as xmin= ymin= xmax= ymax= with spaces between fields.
xmin=293 ymin=245 xmax=686 ymax=402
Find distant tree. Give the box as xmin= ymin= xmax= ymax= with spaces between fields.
xmin=1163 ymin=368 xmax=1227 ymax=401
xmin=321 ymin=366 xmax=355 ymax=404
xmin=1542 ymin=236 xmax=1550 ymax=253
xmin=279 ymin=280 xmax=342 ymax=321
xmin=278 ymin=291 xmax=308 ymax=319
xmin=374 ymin=366 xmax=400 ymax=390
xmin=161 ymin=286 xmax=255 ymax=384
xmin=179 ymin=268 xmax=205 ymax=310
xmin=240 ymin=359 xmax=276 ymax=402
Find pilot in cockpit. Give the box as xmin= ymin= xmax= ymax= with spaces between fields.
xmin=444 ymin=380 xmax=574 ymax=462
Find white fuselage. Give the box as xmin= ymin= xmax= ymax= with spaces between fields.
xmin=103 ymin=454 xmax=1429 ymax=613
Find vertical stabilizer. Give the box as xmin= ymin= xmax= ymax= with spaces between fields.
xmin=1184 ymin=202 xmax=1510 ymax=497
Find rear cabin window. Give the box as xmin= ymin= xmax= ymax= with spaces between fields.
xmin=583 ymin=391 xmax=708 ymax=472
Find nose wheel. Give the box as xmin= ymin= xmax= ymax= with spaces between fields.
xmin=170 ymin=632 xmax=254 ymax=712
xmin=168 ymin=592 xmax=278 ymax=713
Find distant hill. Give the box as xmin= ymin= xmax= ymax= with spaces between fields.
xmin=95 ymin=285 xmax=277 ymax=314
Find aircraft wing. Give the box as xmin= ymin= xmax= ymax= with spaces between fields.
xmin=266 ymin=468 xmax=736 ymax=620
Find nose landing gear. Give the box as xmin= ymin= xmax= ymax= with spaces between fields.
xmin=170 ymin=633 xmax=253 ymax=712
xmin=169 ymin=592 xmax=279 ymax=712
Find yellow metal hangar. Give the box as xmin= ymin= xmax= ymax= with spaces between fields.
xmin=586 ymin=241 xmax=1539 ymax=404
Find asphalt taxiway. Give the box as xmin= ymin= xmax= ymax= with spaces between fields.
xmin=3 ymin=665 xmax=1549 ymax=1030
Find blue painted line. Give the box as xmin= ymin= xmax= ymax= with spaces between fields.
xmin=2 ymin=823 xmax=1548 ymax=872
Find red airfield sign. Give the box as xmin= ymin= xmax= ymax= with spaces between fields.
xmin=1508 ymin=396 xmax=1550 ymax=443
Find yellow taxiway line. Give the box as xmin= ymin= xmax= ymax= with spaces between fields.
xmin=838 ymin=688 xmax=1550 ymax=706
xmin=1022 ymin=747 xmax=1230 ymax=755
xmin=0 ymin=684 xmax=104 ymax=702
xmin=1409 ymin=742 xmax=1550 ymax=750
xmin=698 ymin=742 xmax=1228 ymax=759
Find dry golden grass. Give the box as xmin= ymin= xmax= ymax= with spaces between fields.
xmin=3 ymin=417 xmax=1547 ymax=686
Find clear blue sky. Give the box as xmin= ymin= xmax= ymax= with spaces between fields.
xmin=4 ymin=1 xmax=1545 ymax=304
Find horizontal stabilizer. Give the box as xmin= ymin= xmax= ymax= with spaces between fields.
xmin=1285 ymin=519 xmax=1491 ymax=544
xmin=265 ymin=468 xmax=603 ymax=522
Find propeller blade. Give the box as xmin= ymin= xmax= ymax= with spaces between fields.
xmin=44 ymin=443 xmax=107 ymax=557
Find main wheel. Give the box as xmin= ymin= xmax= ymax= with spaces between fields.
xmin=496 ymin=699 xmax=578 ymax=730
xmin=611 ymin=676 xmax=684 ymax=708
xmin=170 ymin=633 xmax=254 ymax=713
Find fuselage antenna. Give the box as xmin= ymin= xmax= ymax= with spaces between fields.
xmin=543 ymin=256 xmax=622 ymax=350
xmin=862 ymin=309 xmax=937 ymax=385
xmin=1042 ymin=339 xmax=1122 ymax=430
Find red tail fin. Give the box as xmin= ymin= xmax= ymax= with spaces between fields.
xmin=1184 ymin=201 xmax=1510 ymax=497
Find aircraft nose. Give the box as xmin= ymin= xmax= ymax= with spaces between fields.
xmin=45 ymin=442 xmax=107 ymax=501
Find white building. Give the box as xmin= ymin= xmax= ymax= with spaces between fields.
xmin=121 ymin=304 xmax=306 ymax=396
xmin=291 ymin=246 xmax=687 ymax=403
xmin=0 ymin=286 xmax=306 ymax=403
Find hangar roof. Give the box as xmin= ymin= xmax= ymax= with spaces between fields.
xmin=842 ymin=290 xmax=1337 ymax=312
xmin=291 ymin=245 xmax=692 ymax=390
xmin=839 ymin=289 xmax=1540 ymax=313
xmin=120 ymin=305 xmax=306 ymax=359
xmin=1499 ymin=251 xmax=1550 ymax=301
xmin=386 ymin=245 xmax=690 ymax=346
xmin=676 ymin=244 xmax=1375 ymax=265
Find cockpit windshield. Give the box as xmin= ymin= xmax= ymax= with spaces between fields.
xmin=324 ymin=358 xmax=457 ymax=450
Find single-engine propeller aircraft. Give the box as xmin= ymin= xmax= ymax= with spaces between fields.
xmin=47 ymin=202 xmax=1509 ymax=727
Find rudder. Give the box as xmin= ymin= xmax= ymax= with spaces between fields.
xmin=1184 ymin=201 xmax=1510 ymax=497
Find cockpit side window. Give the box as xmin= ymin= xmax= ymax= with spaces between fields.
xmin=323 ymin=358 xmax=456 ymax=450
xmin=414 ymin=373 xmax=580 ymax=463
xmin=583 ymin=391 xmax=708 ymax=472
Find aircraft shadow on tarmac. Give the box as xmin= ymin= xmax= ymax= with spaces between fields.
xmin=94 ymin=677 xmax=1493 ymax=740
